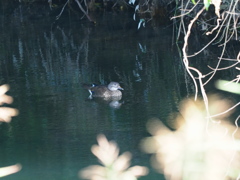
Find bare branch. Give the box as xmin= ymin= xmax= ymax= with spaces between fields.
xmin=75 ymin=0 xmax=94 ymax=22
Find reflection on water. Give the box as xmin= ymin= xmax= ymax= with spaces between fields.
xmin=0 ymin=10 xmax=189 ymax=180
xmin=85 ymin=96 xmax=124 ymax=109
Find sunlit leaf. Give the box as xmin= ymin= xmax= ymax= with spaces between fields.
xmin=204 ymin=0 xmax=211 ymax=10
xmin=211 ymin=0 xmax=221 ymax=17
xmin=135 ymin=5 xmax=139 ymax=11
xmin=129 ymin=0 xmax=135 ymax=5
xmin=138 ymin=19 xmax=145 ymax=30
xmin=215 ymin=80 xmax=240 ymax=94
xmin=138 ymin=43 xmax=147 ymax=53
xmin=80 ymin=134 xmax=148 ymax=180
xmin=0 ymin=164 xmax=21 ymax=178
xmin=141 ymin=98 xmax=240 ymax=180
xmin=0 ymin=84 xmax=19 ymax=123
xmin=191 ymin=0 xmax=196 ymax=4
xmin=143 ymin=21 xmax=145 ymax=27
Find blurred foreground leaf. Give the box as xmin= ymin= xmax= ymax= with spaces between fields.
xmin=215 ymin=80 xmax=240 ymax=94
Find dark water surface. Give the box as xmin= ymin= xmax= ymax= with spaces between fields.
xmin=0 ymin=9 xmax=191 ymax=180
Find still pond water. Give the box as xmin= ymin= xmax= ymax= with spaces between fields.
xmin=0 ymin=9 xmax=194 ymax=180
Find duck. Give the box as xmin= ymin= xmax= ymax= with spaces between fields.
xmin=83 ymin=82 xmax=124 ymax=98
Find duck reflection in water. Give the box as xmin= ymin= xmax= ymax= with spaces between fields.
xmin=82 ymin=82 xmax=124 ymax=109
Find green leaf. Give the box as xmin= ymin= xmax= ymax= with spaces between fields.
xmin=215 ymin=80 xmax=240 ymax=95
xmin=204 ymin=0 xmax=211 ymax=10
xmin=191 ymin=0 xmax=196 ymax=4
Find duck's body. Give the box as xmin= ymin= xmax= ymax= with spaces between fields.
xmin=83 ymin=82 xmax=123 ymax=98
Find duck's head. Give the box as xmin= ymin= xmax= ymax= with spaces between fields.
xmin=108 ymin=82 xmax=124 ymax=91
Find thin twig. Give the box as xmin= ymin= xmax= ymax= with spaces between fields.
xmin=208 ymin=61 xmax=239 ymax=71
xmin=182 ymin=6 xmax=205 ymax=100
xmin=171 ymin=0 xmax=200 ymax=19
xmin=75 ymin=0 xmax=93 ymax=22
xmin=56 ymin=0 xmax=70 ymax=20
